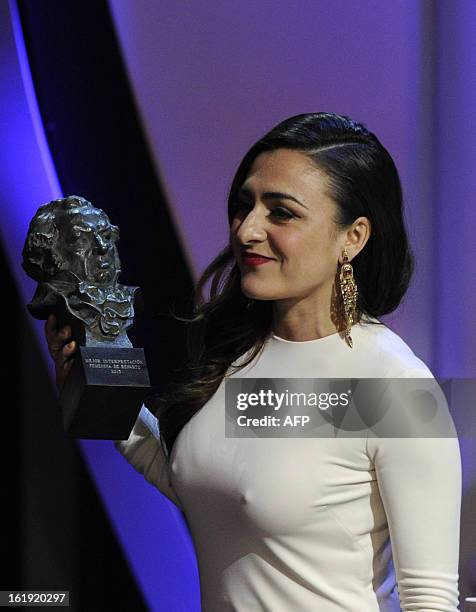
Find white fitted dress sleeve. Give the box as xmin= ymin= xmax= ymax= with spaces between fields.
xmin=114 ymin=404 xmax=183 ymax=509
xmin=366 ymin=366 xmax=461 ymax=611
xmin=367 ymin=435 xmax=461 ymax=610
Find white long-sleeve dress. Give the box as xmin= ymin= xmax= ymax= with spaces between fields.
xmin=115 ymin=319 xmax=462 ymax=611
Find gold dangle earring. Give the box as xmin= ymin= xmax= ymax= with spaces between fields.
xmin=339 ymin=249 xmax=358 ymax=348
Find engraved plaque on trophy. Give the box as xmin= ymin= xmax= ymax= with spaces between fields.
xmin=22 ymin=195 xmax=151 ymax=439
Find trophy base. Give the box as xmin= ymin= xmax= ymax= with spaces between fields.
xmin=59 ymin=346 xmax=151 ymax=439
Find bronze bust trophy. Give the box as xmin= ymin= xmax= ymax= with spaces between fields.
xmin=22 ymin=195 xmax=150 ymax=439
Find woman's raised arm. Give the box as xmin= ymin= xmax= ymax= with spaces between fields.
xmin=44 ymin=314 xmax=183 ymax=509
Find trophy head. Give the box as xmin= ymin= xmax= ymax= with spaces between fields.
xmin=22 ymin=195 xmax=121 ymax=286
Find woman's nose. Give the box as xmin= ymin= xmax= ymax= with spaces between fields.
xmin=236 ymin=209 xmax=267 ymax=244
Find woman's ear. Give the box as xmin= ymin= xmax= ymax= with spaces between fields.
xmin=343 ymin=216 xmax=371 ymax=260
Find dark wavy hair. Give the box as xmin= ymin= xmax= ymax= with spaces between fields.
xmin=149 ymin=112 xmax=414 ymax=456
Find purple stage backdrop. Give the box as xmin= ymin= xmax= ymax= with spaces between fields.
xmin=2 ymin=0 xmax=475 ymax=609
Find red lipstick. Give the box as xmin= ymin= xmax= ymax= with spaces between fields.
xmin=242 ymin=252 xmax=274 ymax=266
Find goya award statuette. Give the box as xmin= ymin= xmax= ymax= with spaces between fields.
xmin=22 ymin=195 xmax=151 ymax=439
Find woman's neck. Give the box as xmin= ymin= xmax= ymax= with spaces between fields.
xmin=271 ymin=304 xmax=336 ymax=343
xmin=271 ymin=283 xmax=361 ymax=342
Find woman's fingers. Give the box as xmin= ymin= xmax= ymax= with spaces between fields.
xmin=58 ymin=341 xmax=76 ymax=366
xmin=45 ymin=315 xmax=78 ymax=389
xmin=45 ymin=314 xmax=72 ymax=361
xmin=56 ymin=341 xmax=76 ymax=389
xmin=63 ymin=359 xmax=74 ymax=377
xmin=57 ymin=358 xmax=74 ymax=390
xmin=45 ymin=313 xmax=56 ymax=335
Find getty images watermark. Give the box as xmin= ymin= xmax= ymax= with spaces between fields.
xmin=224 ymin=378 xmax=474 ymax=438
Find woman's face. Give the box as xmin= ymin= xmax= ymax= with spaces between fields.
xmin=230 ymin=148 xmax=346 ymax=303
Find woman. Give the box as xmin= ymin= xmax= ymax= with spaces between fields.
xmin=47 ymin=113 xmax=461 ymax=611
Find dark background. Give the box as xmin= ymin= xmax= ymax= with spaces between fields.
xmin=3 ymin=1 xmax=195 ymax=609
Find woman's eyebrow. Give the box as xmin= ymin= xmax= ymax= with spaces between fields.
xmin=238 ymin=187 xmax=307 ymax=209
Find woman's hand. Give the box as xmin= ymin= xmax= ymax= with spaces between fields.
xmin=44 ymin=314 xmax=77 ymax=390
